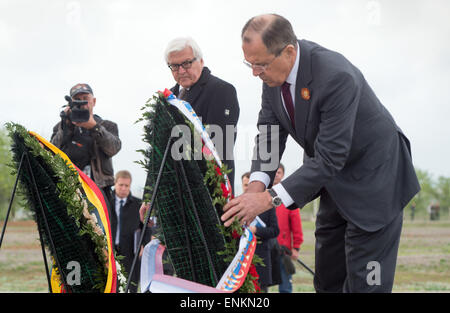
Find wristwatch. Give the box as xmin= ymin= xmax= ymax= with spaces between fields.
xmin=268 ymin=188 xmax=282 ymax=208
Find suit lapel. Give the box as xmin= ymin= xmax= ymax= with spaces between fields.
xmin=185 ymin=81 xmax=202 ymax=105
xmin=172 ymin=84 xmax=180 ymax=97
xmin=294 ymin=40 xmax=313 ymax=147
xmin=184 ymin=67 xmax=210 ymax=107
xmin=111 ymin=191 xmax=118 ymax=240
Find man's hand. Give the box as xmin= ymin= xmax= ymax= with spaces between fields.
xmin=139 ymin=202 xmax=149 ymax=223
xmin=291 ymin=248 xmax=299 ymax=261
xmin=139 ymin=202 xmax=154 ymax=227
xmin=221 ymin=190 xmax=273 ymax=227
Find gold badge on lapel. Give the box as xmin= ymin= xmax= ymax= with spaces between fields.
xmin=301 ymin=88 xmax=311 ymax=100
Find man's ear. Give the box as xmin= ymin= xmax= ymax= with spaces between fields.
xmin=285 ymin=44 xmax=296 ymax=58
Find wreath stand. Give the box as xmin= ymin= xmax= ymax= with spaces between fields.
xmin=125 ymin=136 xmax=219 ymax=293
xmin=1 ymin=138 xmax=222 ymax=293
xmin=0 ymin=151 xmax=71 ymax=293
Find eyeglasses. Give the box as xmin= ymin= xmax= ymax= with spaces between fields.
xmin=243 ymin=45 xmax=287 ymax=72
xmin=243 ymin=55 xmax=278 ymax=73
xmin=168 ymin=58 xmax=197 ymax=72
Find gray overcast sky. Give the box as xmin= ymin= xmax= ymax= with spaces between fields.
xmin=1 ymin=0 xmax=449 ymax=196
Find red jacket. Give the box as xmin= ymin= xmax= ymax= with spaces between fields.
xmin=276 ymin=204 xmax=304 ymax=250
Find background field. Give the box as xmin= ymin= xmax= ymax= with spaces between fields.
xmin=270 ymin=218 xmax=450 ymax=293
xmin=1 ymin=216 xmax=449 ymax=292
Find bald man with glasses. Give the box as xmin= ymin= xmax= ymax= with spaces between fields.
xmin=165 ymin=37 xmax=240 ymax=191
xmin=221 ymin=14 xmax=420 ymax=293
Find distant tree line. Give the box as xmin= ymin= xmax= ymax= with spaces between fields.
xmin=409 ymin=168 xmax=450 ymax=220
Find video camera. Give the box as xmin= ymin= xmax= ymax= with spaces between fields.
xmin=60 ymin=95 xmax=90 ymax=123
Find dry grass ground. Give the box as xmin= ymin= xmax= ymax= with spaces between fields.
xmin=394 ymin=221 xmax=450 ymax=291
xmin=269 ymin=219 xmax=450 ymax=292
xmin=0 ymin=221 xmax=49 ymax=292
xmin=1 ymin=218 xmax=449 ymax=292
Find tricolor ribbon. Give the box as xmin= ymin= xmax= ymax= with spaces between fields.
xmin=29 ymin=131 xmax=117 ymax=293
xmin=145 ymin=89 xmax=257 ymax=292
xmin=163 ymin=89 xmax=232 ymax=195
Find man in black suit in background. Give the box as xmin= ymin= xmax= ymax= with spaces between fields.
xmin=166 ymin=37 xmax=240 ymax=191
xmin=222 ymin=14 xmax=420 ymax=292
xmin=110 ymin=170 xmax=143 ymax=292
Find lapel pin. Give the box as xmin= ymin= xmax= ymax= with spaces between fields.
xmin=301 ymin=88 xmax=311 ymax=100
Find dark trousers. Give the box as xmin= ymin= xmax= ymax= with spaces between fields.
xmin=314 ymin=190 xmax=403 ymax=293
xmin=115 ymin=244 xmax=140 ymax=293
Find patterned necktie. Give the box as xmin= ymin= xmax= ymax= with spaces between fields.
xmin=116 ymin=199 xmax=124 ymax=245
xmin=178 ymin=88 xmax=187 ymax=100
xmin=281 ymin=82 xmax=295 ymax=129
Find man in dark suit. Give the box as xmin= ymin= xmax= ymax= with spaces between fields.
xmin=110 ymin=170 xmax=143 ymax=292
xmin=165 ymin=37 xmax=240 ymax=191
xmin=222 ymin=14 xmax=420 ymax=292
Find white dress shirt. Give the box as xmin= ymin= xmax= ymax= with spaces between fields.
xmin=249 ymin=43 xmax=301 ymax=207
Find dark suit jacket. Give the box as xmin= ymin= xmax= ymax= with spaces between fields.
xmin=254 ymin=207 xmax=279 ymax=288
xmin=109 ymin=192 xmax=142 ymax=289
xmin=171 ymin=67 xmax=240 ymax=190
xmin=251 ymin=40 xmax=420 ymax=232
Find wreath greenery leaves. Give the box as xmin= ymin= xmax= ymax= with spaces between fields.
xmin=5 ymin=122 xmax=127 ymax=292
xmin=136 ymin=93 xmax=262 ymax=293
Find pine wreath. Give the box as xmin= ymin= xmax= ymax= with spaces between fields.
xmin=137 ymin=91 xmax=261 ymax=292
xmin=6 ymin=122 xmax=125 ymax=292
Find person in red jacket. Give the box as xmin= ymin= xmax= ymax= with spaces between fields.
xmin=274 ymin=164 xmax=304 ymax=293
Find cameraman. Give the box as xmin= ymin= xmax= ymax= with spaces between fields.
xmin=51 ymin=83 xmax=121 ymax=206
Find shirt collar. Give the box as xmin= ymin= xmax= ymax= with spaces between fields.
xmin=115 ymin=196 xmax=127 ymax=203
xmin=286 ymin=43 xmax=300 ymax=85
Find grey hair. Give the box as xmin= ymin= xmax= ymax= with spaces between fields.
xmin=242 ymin=14 xmax=297 ymax=56
xmin=164 ymin=37 xmax=203 ymax=63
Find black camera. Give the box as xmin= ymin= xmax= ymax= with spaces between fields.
xmin=61 ymin=95 xmax=90 ymax=123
